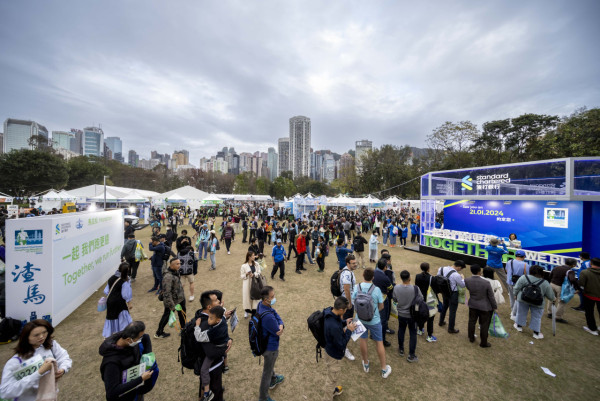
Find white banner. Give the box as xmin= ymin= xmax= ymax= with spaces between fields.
xmin=6 ymin=210 xmax=124 ymax=326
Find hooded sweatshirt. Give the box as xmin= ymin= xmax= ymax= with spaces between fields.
xmin=99 ymin=333 xmax=153 ymax=401
xmin=579 ymin=267 xmax=600 ymax=300
xmin=121 ymin=238 xmax=137 ymax=260
xmin=323 ymin=307 xmax=352 ymax=360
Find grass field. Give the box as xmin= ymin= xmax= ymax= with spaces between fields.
xmin=1 ymin=222 xmax=598 ymax=401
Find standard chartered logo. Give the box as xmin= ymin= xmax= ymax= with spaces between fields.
xmin=461 ymin=175 xmax=473 ymax=191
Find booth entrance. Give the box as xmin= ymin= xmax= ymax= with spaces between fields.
xmin=419 ymin=157 xmax=600 ymax=269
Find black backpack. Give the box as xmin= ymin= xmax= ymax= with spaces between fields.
xmin=178 ymin=319 xmax=202 ymax=375
xmin=433 ymin=268 xmax=456 ymax=297
xmin=521 ymin=275 xmax=544 ymax=306
xmin=330 ymin=268 xmax=351 ymax=297
xmin=248 ymin=310 xmax=273 ymax=357
xmin=178 ymin=252 xmax=195 ymax=276
xmin=307 ymin=308 xmax=327 ymax=362
xmin=409 ymin=286 xmax=429 ymax=325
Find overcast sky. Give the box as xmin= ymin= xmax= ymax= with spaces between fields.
xmin=1 ymin=1 xmax=599 ymax=164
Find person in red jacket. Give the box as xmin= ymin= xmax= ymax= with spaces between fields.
xmin=295 ymin=230 xmax=307 ymax=274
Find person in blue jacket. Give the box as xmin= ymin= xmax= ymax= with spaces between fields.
xmin=485 ymin=237 xmax=509 ymax=289
xmin=271 ymin=239 xmax=287 ymax=281
xmin=322 ymin=297 xmax=357 ymax=398
xmin=257 ymin=286 xmax=285 ymax=401
xmin=336 ymin=238 xmax=353 ymax=270
xmin=410 ymin=222 xmax=419 ymax=244
xmin=388 ymin=222 xmax=397 ymax=247
xmin=400 ymin=224 xmax=408 ymax=247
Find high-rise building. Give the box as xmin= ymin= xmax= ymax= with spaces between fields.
xmin=339 ymin=153 xmax=355 ymax=179
xmin=69 ymin=129 xmax=83 ymax=154
xmin=3 ymin=118 xmax=49 ymax=153
xmin=289 ymin=116 xmax=311 ymax=178
xmin=0 ymin=133 xmax=3 ymax=154
xmin=104 ymin=137 xmax=122 ymax=160
xmin=128 ymin=150 xmax=139 ymax=167
xmin=82 ymin=126 xmax=104 ymax=157
xmin=173 ymin=150 xmax=189 ymax=166
xmin=277 ymin=137 xmax=290 ymax=176
xmin=51 ymin=131 xmax=74 ymax=151
xmin=355 ymin=139 xmax=372 ymax=174
xmin=322 ymin=153 xmax=336 ymax=183
xmin=267 ymin=147 xmax=278 ymax=181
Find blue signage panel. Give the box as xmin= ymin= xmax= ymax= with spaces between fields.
xmin=574 ymin=159 xmax=600 ymax=196
xmin=443 ymin=199 xmax=583 ymax=256
xmin=429 ymin=161 xmax=567 ymax=197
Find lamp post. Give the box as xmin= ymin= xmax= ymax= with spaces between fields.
xmin=103 ymin=175 xmax=109 ymax=209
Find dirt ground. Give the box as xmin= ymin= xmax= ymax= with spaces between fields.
xmin=1 ymin=222 xmax=598 ymax=401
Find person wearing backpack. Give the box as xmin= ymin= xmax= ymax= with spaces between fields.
xmin=322 ymin=296 xmax=357 ymax=400
xmin=336 ymin=238 xmax=353 ymax=270
xmin=513 ymin=265 xmax=555 ymax=339
xmin=506 ymin=250 xmax=528 ymax=314
xmin=414 ymin=262 xmax=437 ymax=343
xmin=373 ymin=259 xmax=394 ymax=347
xmin=339 ymin=254 xmax=358 ymax=361
xmin=121 ymin=233 xmax=139 ymax=282
xmin=353 ymin=232 xmax=368 ymax=269
xmin=209 ymin=230 xmax=218 ymax=271
xmin=148 ymin=236 xmax=166 ymax=294
xmin=178 ymin=245 xmax=197 ymax=302
xmin=352 ymin=268 xmax=392 ymax=379
xmin=436 ymin=260 xmax=466 ymax=334
xmin=256 ymin=286 xmax=285 ymax=401
xmin=392 ymin=270 xmax=423 ymax=362
xmin=465 ymin=264 xmax=497 ymax=348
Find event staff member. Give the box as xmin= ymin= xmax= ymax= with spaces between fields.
xmin=485 ymin=237 xmax=508 ymax=289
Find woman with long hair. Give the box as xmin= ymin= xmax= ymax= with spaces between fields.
xmin=102 ymin=262 xmax=133 ymax=338
xmin=240 ymin=251 xmax=263 ymax=318
xmin=0 ymin=320 xmax=72 ymax=401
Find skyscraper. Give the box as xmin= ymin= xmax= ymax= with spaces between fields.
xmin=69 ymin=129 xmax=83 ymax=154
xmin=82 ymin=126 xmax=104 ymax=157
xmin=104 ymin=137 xmax=123 ymax=160
xmin=355 ymin=139 xmax=372 ymax=174
xmin=51 ymin=131 xmax=74 ymax=151
xmin=267 ymin=147 xmax=278 ymax=181
xmin=173 ymin=150 xmax=189 ymax=166
xmin=289 ymin=116 xmax=311 ymax=178
xmin=128 ymin=150 xmax=139 ymax=167
xmin=277 ymin=137 xmax=290 ymax=177
xmin=3 ymin=118 xmax=49 ymax=153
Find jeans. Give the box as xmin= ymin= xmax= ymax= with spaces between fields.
xmin=242 ymin=229 xmax=248 ymax=242
xmin=272 ymin=260 xmax=285 ymax=279
xmin=306 ymin=250 xmax=314 ymax=264
xmin=224 ymin=238 xmax=232 ymax=252
xmin=397 ymin=316 xmax=417 ymax=356
xmin=151 ymin=265 xmax=163 ymax=290
xmin=507 ymin=284 xmax=516 ymax=310
xmin=258 ymin=240 xmax=265 ymax=255
xmin=439 ymin=291 xmax=459 ymax=330
xmin=210 ymin=252 xmax=216 ymax=269
xmin=516 ymin=301 xmax=543 ymax=333
xmin=468 ymin=308 xmax=493 ymax=345
xmin=584 ymin=296 xmax=600 ymax=331
xmin=382 ymin=233 xmax=388 ymax=244
xmin=126 ymin=258 xmax=140 ymax=279
xmin=197 ymin=241 xmax=208 ymax=259
xmin=259 ymin=350 xmax=279 ymax=401
xmin=157 ymin=300 xmax=186 ymax=334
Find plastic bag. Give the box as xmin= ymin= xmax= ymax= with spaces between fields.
xmin=97 ymin=297 xmax=107 ymax=312
xmin=457 ymin=286 xmax=466 ymax=304
xmin=560 ymin=276 xmax=575 ymax=303
xmin=167 ymin=311 xmax=177 ymax=327
xmin=390 ymin=300 xmax=398 ymax=319
xmin=488 ymin=312 xmax=509 ymax=338
xmin=141 ymin=352 xmax=156 ymax=370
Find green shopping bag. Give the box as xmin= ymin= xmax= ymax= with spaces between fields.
xmin=457 ymin=286 xmax=466 ymax=304
xmin=488 ymin=312 xmax=509 ymax=338
xmin=168 ymin=311 xmax=177 ymax=328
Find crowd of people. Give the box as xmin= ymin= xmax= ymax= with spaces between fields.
xmin=0 ymin=203 xmax=598 ymax=401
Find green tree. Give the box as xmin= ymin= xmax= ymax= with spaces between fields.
xmin=358 ymin=145 xmax=414 ymax=197
xmin=271 ymin=176 xmax=296 ymax=199
xmin=66 ymin=156 xmax=110 ymax=189
xmin=471 ymin=119 xmax=511 ymax=166
xmin=427 ymin=121 xmax=478 ymax=169
xmin=505 ymin=113 xmax=559 ymax=161
xmin=280 ymin=171 xmax=293 ymax=180
xmin=233 ymin=172 xmax=256 ymax=194
xmin=541 ymin=107 xmax=600 ymax=158
xmin=0 ymin=149 xmax=68 ymax=195
xmin=255 ymin=177 xmax=272 ymax=195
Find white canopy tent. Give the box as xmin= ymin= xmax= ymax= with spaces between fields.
xmin=201 ymin=194 xmax=224 ymax=206
xmin=153 ymin=186 xmax=210 ymax=209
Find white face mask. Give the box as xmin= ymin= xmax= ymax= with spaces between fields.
xmin=128 ymin=338 xmax=142 ymax=347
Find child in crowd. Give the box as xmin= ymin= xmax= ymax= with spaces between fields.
xmin=200 ymin=306 xmax=230 ymax=401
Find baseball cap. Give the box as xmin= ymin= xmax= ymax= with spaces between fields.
xmin=489 ymin=237 xmax=499 ymax=246
xmin=515 ymin=250 xmax=526 ymax=257
xmin=277 ymin=239 xmax=282 ymax=243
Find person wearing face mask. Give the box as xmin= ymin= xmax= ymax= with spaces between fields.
xmin=99 ymin=321 xmax=156 ymax=401
xmin=0 ymin=319 xmax=72 ymax=401
xmin=257 ymin=286 xmax=285 ymax=401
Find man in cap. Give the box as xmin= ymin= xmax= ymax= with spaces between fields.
xmin=506 ymin=249 xmax=528 ymax=315
xmin=485 ymin=237 xmax=509 ymax=291
xmin=271 ymin=238 xmax=287 ymax=281
xmin=197 ymin=223 xmax=210 ymax=261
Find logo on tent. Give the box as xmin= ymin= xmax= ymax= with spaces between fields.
xmin=461 ymin=175 xmax=473 ymax=191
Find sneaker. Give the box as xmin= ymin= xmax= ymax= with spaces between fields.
xmin=344 ymin=348 xmax=355 ymax=361
xmin=147 ymin=287 xmax=157 ymax=293
xmin=426 ymin=335 xmax=437 ymax=342
xmin=333 ymin=386 xmax=343 ymax=397
xmin=381 ymin=365 xmax=392 ymax=378
xmin=583 ymin=326 xmax=599 ymax=336
xmin=189 ymin=295 xmax=195 ymax=301
xmin=533 ymin=332 xmax=544 ymax=340
xmin=362 ymin=360 xmax=370 ymax=373
xmin=385 ymin=328 xmax=395 ymax=334
xmin=201 ymin=390 xmax=214 ymax=401
xmin=269 ymin=374 xmax=284 ymax=389
xmin=407 ymin=355 xmax=418 ymax=363
xmin=295 ymin=270 xmax=302 ymax=274
xmin=416 ymin=329 xmax=424 ymax=336
xmin=222 ymin=365 xmax=229 ymax=374
xmin=154 ymin=332 xmax=170 ymax=339
xmin=244 ymin=312 xmax=248 ymax=318
xmin=280 ymin=277 xmax=285 ymax=281
xmin=398 ymin=348 xmax=404 ymax=356
xmin=513 ymin=323 xmax=523 ymax=332
xmin=571 ymin=306 xmax=585 ymax=312
xmin=209 ymin=267 xmax=216 ymax=271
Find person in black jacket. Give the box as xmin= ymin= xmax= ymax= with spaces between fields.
xmin=175 ymin=230 xmax=192 ymax=254
xmin=286 ymin=224 xmax=298 ymax=260
xmin=353 ymin=233 xmax=368 ymax=269
xmin=323 ymin=297 xmax=356 ymax=398
xmin=373 ymin=259 xmax=394 ymax=347
xmin=256 ymin=222 xmax=266 ymax=255
xmin=148 ymin=237 xmax=165 ymax=294
xmin=99 ymin=321 xmax=156 ymax=401
xmin=414 ymin=262 xmax=437 ymax=342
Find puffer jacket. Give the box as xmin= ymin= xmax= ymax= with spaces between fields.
xmin=162 ymin=268 xmax=185 ymax=310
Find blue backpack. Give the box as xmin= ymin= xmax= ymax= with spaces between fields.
xmin=248 ymin=310 xmax=273 ymax=357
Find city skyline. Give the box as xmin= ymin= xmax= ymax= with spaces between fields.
xmin=1 ymin=2 xmax=597 ymax=165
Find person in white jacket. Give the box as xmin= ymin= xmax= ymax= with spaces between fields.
xmin=369 ymin=232 xmax=380 ymax=263
xmin=0 ymin=319 xmax=72 ymax=401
